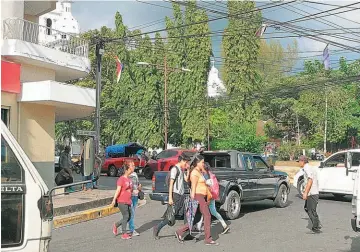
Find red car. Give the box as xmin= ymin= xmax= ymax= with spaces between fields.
xmin=143 ymin=149 xmax=195 ymax=179
xmin=102 ymin=157 xmax=147 ymax=177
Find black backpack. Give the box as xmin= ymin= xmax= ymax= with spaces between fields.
xmin=165 ymin=166 xmax=180 ymax=190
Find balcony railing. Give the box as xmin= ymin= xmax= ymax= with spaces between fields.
xmin=3 ymin=18 xmax=89 ymax=58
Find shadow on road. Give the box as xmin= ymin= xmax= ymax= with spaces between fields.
xmin=238 ymin=200 xmax=294 ymax=218
xmin=343 ymin=235 xmax=360 ymax=252
xmin=137 ymin=219 xmax=162 ymax=233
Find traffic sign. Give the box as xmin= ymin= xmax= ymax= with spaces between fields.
xmin=77 ymin=130 xmax=96 ymax=136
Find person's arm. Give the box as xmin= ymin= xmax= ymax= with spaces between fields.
xmin=303 ymin=168 xmax=313 ymax=200
xmin=190 ymin=174 xmax=199 ymax=199
xmin=168 ymin=178 xmax=175 ymax=205
xmin=112 ymin=185 xmax=122 ymax=206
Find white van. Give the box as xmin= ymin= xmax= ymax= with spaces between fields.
xmin=293 ymin=149 xmax=360 ymax=199
xmin=1 ymin=121 xmax=52 ymax=251
xmin=1 ymin=121 xmax=97 ymax=251
xmin=345 ymin=151 xmax=360 ymax=232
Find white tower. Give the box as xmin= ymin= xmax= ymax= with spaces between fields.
xmin=38 ymin=0 xmax=80 ymax=45
xmin=207 ymin=58 xmax=226 ymax=98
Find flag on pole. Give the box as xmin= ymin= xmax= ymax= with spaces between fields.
xmin=255 ymin=23 xmax=268 ymax=37
xmin=115 ymin=56 xmax=123 ymax=83
xmin=323 ymin=44 xmax=330 ymax=70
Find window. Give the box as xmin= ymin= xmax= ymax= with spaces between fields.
xmin=46 ymin=18 xmax=52 ymax=35
xmin=324 ymin=153 xmax=346 ymax=168
xmin=204 ymin=154 xmax=231 ymax=168
xmin=1 ymin=136 xmax=24 ymax=183
xmin=61 ymin=34 xmax=67 ymax=39
xmin=253 ymin=156 xmax=268 ymax=170
xmin=1 ymin=108 xmax=10 ymax=127
xmin=1 ymin=195 xmax=24 ymax=248
xmin=1 ymin=136 xmax=25 ymax=248
xmin=243 ymin=154 xmax=253 ymax=171
xmin=156 ymin=150 xmax=177 ymax=160
xmin=352 ymin=152 xmax=360 ymax=167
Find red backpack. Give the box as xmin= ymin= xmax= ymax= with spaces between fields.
xmin=208 ymin=172 xmax=219 ymax=200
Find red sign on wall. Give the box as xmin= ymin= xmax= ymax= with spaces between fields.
xmin=1 ymin=60 xmax=21 ymax=94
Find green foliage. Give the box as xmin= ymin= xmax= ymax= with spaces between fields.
xmin=211 ymin=122 xmax=266 ymax=153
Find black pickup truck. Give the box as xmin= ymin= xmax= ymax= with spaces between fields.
xmin=150 ymin=150 xmax=291 ymax=220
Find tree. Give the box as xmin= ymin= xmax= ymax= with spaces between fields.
xmin=221 ymin=1 xmax=262 ymax=120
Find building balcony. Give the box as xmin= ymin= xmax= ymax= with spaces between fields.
xmin=19 ymin=80 xmax=96 ymax=122
xmin=2 ymin=18 xmax=91 ymax=82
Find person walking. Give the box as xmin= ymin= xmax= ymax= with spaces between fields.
xmin=128 ymin=168 xmax=142 ymax=236
xmin=59 ymin=146 xmax=74 ymax=193
xmin=175 ymin=155 xmax=219 ymax=246
xmin=153 ymin=154 xmax=191 ymax=239
xmin=299 ymin=155 xmax=322 ymax=233
xmin=203 ymin=162 xmax=230 ymax=234
xmin=111 ymin=161 xmax=135 ymax=240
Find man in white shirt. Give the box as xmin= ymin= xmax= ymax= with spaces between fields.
xmin=299 ymin=155 xmax=321 ymax=233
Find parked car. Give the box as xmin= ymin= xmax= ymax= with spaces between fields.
xmin=293 ymin=149 xmax=360 ymax=199
xmin=143 ymin=149 xmax=196 ymax=180
xmin=101 ymin=143 xmax=147 ymax=177
xmin=150 ymin=150 xmax=291 ymax=220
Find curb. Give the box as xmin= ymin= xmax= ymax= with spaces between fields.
xmin=54 ymin=197 xmax=113 ymax=216
xmin=53 ymin=200 xmax=147 ymax=229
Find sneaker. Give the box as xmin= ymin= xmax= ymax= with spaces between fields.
xmin=221 ymin=226 xmax=230 ymax=234
xmin=132 ymin=230 xmax=140 ymax=236
xmin=121 ymin=233 xmax=132 ymax=240
xmin=311 ymin=227 xmax=321 ymax=233
xmin=112 ymin=223 xmax=118 ymax=236
xmin=175 ymin=232 xmax=184 ymax=244
xmin=153 ymin=226 xmax=159 ymax=240
xmin=205 ymin=241 xmax=219 ymax=246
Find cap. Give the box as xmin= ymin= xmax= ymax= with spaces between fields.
xmin=298 ymin=155 xmax=308 ymax=162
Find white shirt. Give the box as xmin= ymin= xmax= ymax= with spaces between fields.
xmin=303 ymin=163 xmax=319 ymax=196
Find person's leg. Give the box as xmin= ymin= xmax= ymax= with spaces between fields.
xmin=209 ymin=200 xmax=227 ymax=229
xmin=154 ymin=208 xmax=170 ymax=239
xmin=115 ymin=204 xmax=130 ymax=232
xmin=307 ymin=195 xmax=320 ymax=230
xmin=129 ymin=196 xmax=138 ymax=234
xmin=195 ymin=195 xmax=213 ymax=244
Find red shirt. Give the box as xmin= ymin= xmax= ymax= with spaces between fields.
xmin=116 ymin=176 xmax=133 ymax=205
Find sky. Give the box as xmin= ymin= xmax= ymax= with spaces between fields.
xmin=71 ymin=0 xmax=360 ymax=73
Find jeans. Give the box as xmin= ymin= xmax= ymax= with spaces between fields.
xmin=129 ymin=196 xmax=138 ymax=232
xmin=304 ymin=195 xmax=320 ymax=229
xmin=177 ymin=194 xmax=213 ymax=243
xmin=209 ymin=200 xmax=227 ymax=228
xmin=155 ymin=193 xmax=184 ymax=234
xmin=115 ymin=203 xmax=132 ymax=233
xmin=83 ymin=174 xmax=92 ymax=189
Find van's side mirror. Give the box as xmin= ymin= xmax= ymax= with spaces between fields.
xmin=269 ymin=165 xmax=274 ymax=171
xmin=345 ymin=151 xmax=353 ymax=176
xmin=319 ymin=162 xmax=324 ymax=168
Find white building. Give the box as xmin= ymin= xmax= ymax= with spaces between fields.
xmin=1 ymin=0 xmax=95 ymax=187
xmin=38 ymin=0 xmax=80 ymax=45
xmin=207 ymin=58 xmax=226 ymax=98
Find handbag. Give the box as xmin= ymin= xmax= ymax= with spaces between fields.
xmin=138 ymin=191 xmax=145 ymax=200
xmin=166 ymin=204 xmax=176 ymax=226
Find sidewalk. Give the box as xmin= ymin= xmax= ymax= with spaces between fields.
xmin=53 ymin=189 xmax=147 ymax=229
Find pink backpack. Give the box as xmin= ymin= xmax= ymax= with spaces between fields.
xmin=208 ymin=172 xmax=219 ymax=200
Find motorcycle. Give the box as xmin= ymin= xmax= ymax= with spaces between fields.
xmin=72 ymin=160 xmax=82 ymax=175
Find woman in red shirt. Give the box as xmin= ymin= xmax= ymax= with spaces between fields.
xmin=111 ymin=161 xmax=135 ymax=240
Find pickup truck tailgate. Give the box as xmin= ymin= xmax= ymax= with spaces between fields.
xmin=153 ymin=171 xmax=169 ymax=193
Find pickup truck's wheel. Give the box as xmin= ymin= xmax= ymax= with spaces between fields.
xmin=109 ymin=165 xmax=117 ymax=177
xmin=297 ymin=177 xmax=305 ymax=196
xmin=274 ymin=184 xmax=289 ymax=208
xmin=333 ymin=193 xmax=346 ymax=200
xmin=143 ymin=167 xmax=153 ymax=180
xmin=225 ymin=190 xmax=241 ymax=220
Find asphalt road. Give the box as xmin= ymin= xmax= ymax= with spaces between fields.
xmin=50 ymin=188 xmax=360 ymax=252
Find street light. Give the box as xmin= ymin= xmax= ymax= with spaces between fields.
xmin=136 ymin=57 xmax=191 ymax=150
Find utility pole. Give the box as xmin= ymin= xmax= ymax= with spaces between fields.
xmin=95 ymin=40 xmax=104 ymax=155
xmin=136 ymin=58 xmax=190 ymax=151
xmin=324 ymin=86 xmax=328 ymax=154
xmin=207 ymin=95 xmax=210 ymax=151
xmin=164 ymin=55 xmax=168 ymax=150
